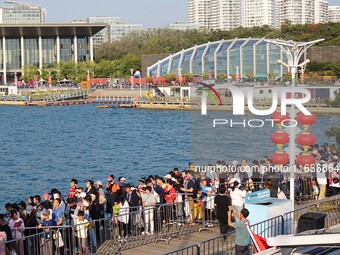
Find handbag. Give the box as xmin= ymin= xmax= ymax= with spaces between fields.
xmin=277 ymin=188 xmax=287 ymax=199
xmin=333 ymin=177 xmax=339 ymax=184
xmin=99 ymin=194 xmax=106 ymax=204
xmin=9 ymin=249 xmax=17 ymax=255
xmin=53 ymin=231 xmax=64 ymax=248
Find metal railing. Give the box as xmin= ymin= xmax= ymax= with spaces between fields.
xmin=163 ymin=195 xmax=340 ymax=255
xmin=4 ymin=194 xmax=340 ymax=255
xmin=162 ymin=244 xmax=200 ymax=255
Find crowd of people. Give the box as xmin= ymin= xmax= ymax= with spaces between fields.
xmin=0 ymin=143 xmax=339 ymax=255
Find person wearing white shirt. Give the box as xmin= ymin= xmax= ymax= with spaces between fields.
xmin=317 ymin=161 xmax=328 ymax=200
xmin=230 ymin=181 xmax=247 ymax=216
xmin=8 ymin=210 xmax=25 ymax=255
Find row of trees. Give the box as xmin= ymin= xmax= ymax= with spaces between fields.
xmin=95 ymin=22 xmax=340 ymax=62
xmin=93 ymin=22 xmax=340 ymax=78
xmin=20 ymin=54 xmax=140 ymax=84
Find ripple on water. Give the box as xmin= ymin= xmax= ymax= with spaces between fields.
xmin=0 ymin=105 xmax=339 ymax=209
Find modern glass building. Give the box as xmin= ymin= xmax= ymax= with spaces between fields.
xmin=147 ymin=38 xmax=309 ymax=78
xmin=0 ymin=23 xmax=106 ymax=84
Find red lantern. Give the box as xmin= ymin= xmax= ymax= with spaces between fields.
xmin=296 ymin=154 xmax=316 ymax=167
xmin=271 ymin=152 xmax=289 ymax=165
xmin=297 ymin=113 xmax=316 ymax=126
xmin=271 ymin=131 xmax=289 ymax=145
xmin=296 ymin=132 xmax=316 ymax=149
xmin=271 ymin=112 xmax=290 ymax=125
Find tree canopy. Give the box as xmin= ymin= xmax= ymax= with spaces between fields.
xmin=95 ymin=23 xmax=340 ymax=62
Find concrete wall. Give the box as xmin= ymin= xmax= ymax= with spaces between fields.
xmin=307 ymin=46 xmax=340 ymax=63
xmin=89 ymin=89 xmax=148 ymax=98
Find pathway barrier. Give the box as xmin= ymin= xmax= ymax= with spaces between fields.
xmin=4 ymin=194 xmax=340 ymax=255
xmin=94 ymin=96 xmax=135 ymax=103
xmin=163 ymin=195 xmax=340 ymax=255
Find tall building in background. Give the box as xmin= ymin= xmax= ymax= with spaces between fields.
xmin=329 ymin=6 xmax=340 ymax=22
xmin=281 ymin=0 xmax=315 ymax=24
xmin=241 ymin=0 xmax=281 ymax=28
xmin=188 ymin=0 xmax=213 ymax=27
xmin=315 ymin=0 xmax=329 ymax=23
xmin=211 ymin=0 xmax=241 ymax=30
xmin=188 ymin=0 xmax=330 ymax=30
xmin=0 ymin=0 xmax=46 ymax=24
xmin=76 ymin=16 xmax=143 ymax=47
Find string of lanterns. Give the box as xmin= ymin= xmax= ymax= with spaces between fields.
xmin=271 ymin=111 xmax=317 ymax=169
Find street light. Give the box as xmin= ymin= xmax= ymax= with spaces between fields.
xmin=265 ymin=38 xmax=324 ymax=210
xmin=14 ymin=72 xmax=17 ymax=86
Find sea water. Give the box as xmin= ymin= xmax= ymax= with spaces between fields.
xmin=0 ymin=104 xmax=338 ymax=209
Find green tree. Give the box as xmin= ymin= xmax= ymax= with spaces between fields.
xmin=21 ymin=65 xmax=38 ymax=81
xmin=201 ymin=73 xmax=209 ymax=79
xmin=267 ymin=72 xmax=277 ymax=79
xmin=245 ymin=72 xmax=255 ymax=79
xmin=163 ymin=73 xmax=177 ymax=82
xmin=282 ymin=73 xmax=292 ymax=79
xmin=183 ymin=72 xmax=193 ymax=82
xmin=325 ymin=126 xmax=340 ymax=147
xmin=217 ymin=73 xmax=227 ymax=80
xmin=329 ymin=92 xmax=340 ymax=107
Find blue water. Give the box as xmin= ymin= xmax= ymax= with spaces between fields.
xmin=0 ymin=105 xmax=339 ymax=210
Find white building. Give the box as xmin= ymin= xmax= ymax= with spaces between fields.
xmin=329 ymin=6 xmax=340 ymax=22
xmin=77 ymin=16 xmax=143 ymax=46
xmin=211 ymin=0 xmax=241 ymax=30
xmin=0 ymin=0 xmax=46 ymax=24
xmin=109 ymin=23 xmax=143 ymax=41
xmin=315 ymin=0 xmax=329 ymax=23
xmin=241 ymin=0 xmax=281 ymax=29
xmin=164 ymin=22 xmax=201 ymax=30
xmin=188 ymin=0 xmax=213 ymax=27
xmin=188 ymin=0 xmax=330 ymax=30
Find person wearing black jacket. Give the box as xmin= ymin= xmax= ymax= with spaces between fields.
xmin=214 ymin=185 xmax=232 ymax=239
xmin=125 ymin=184 xmax=141 ymax=235
xmin=24 ymin=205 xmax=40 ymax=255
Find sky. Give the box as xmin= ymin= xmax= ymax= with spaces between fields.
xmin=1 ymin=0 xmax=339 ymax=28
xmin=13 ymin=0 xmax=188 ymax=28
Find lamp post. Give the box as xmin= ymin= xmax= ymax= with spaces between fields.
xmin=86 ymin=70 xmax=91 ymax=90
xmin=265 ymin=39 xmax=324 ymax=210
xmin=37 ymin=69 xmax=42 ymax=88
xmin=14 ymin=72 xmax=17 ymax=86
xmin=139 ymin=71 xmax=142 ymax=98
xmin=48 ymin=71 xmax=52 ymax=87
xmin=235 ymin=66 xmax=240 ymax=82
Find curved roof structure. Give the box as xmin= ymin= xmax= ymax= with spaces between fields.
xmin=147 ymin=38 xmax=297 ymax=78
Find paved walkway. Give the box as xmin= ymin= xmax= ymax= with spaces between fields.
xmin=121 ymin=226 xmax=222 ymax=255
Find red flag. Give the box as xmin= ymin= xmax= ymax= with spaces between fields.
xmin=245 ymin=222 xmax=271 ymax=253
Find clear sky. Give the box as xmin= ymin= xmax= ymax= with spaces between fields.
xmin=1 ymin=0 xmax=339 ymax=28
xmin=12 ymin=0 xmax=188 ymax=28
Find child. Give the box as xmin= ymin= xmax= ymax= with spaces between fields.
xmin=193 ymin=188 xmax=204 ymax=221
xmin=228 ymin=208 xmax=250 ymax=255
xmin=40 ymin=210 xmax=53 ymax=255
xmin=312 ymin=180 xmax=319 ymax=200
xmin=74 ymin=210 xmax=90 ymax=255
